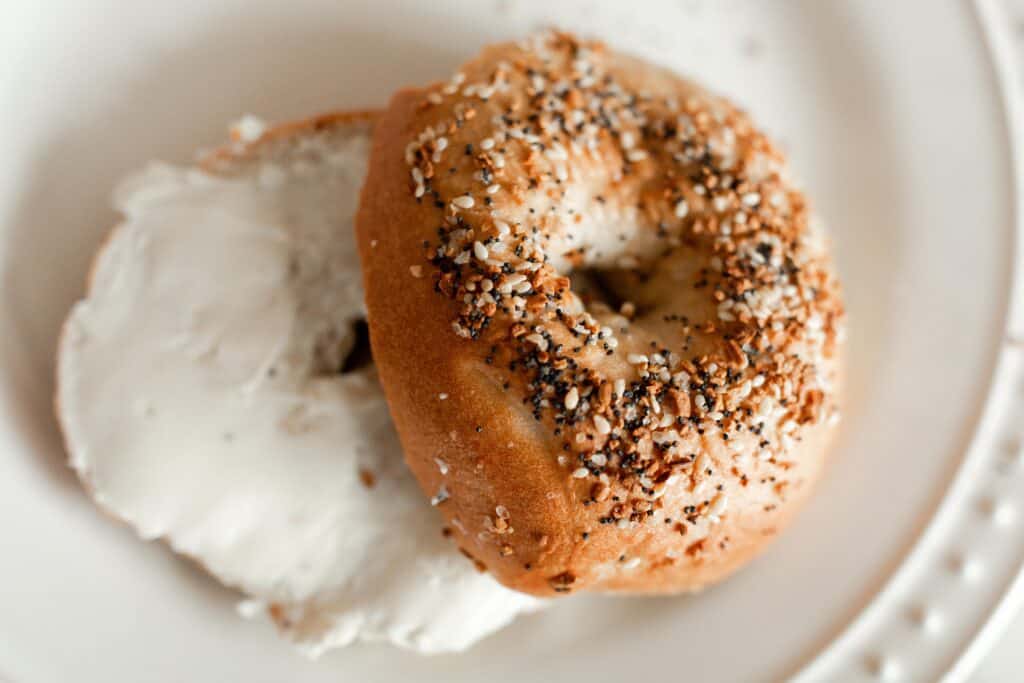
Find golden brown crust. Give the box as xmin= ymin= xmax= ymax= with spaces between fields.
xmin=357 ymin=33 xmax=844 ymax=596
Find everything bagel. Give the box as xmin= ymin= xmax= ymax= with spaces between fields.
xmin=357 ymin=32 xmax=844 ymax=596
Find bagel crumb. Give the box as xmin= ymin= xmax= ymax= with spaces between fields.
xmin=357 ymin=468 xmax=376 ymax=489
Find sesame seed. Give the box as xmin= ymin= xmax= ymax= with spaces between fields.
xmin=674 ymin=199 xmax=689 ymax=218
xmin=565 ymin=386 xmax=580 ymax=410
xmin=626 ymin=353 xmax=648 ymax=365
xmin=525 ymin=333 xmax=548 ymax=351
xmin=572 ymin=467 xmax=590 ymax=479
xmin=594 ymin=414 xmax=612 ymax=434
xmin=486 ymin=183 xmax=501 ymax=194
xmin=430 ymin=484 xmax=449 ymax=506
xmin=626 ymin=149 xmax=648 ymax=162
xmin=452 ymin=195 xmax=475 ymax=209
xmin=438 ymin=393 xmax=449 ymax=400
xmin=742 ymin=192 xmax=761 ymax=206
xmin=709 ymin=493 xmax=729 ymax=516
xmin=434 ymin=457 xmax=449 ymax=474
xmin=546 ymin=144 xmax=568 ymax=161
xmin=473 ymin=241 xmax=489 ymax=260
xmin=622 ymin=557 xmax=642 ymax=570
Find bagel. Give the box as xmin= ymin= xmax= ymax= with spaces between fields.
xmin=357 ymin=32 xmax=844 ymax=597
xmin=56 ymin=111 xmax=539 ymax=655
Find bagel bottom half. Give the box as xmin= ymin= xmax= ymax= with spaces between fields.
xmin=55 ymin=111 xmax=539 ymax=656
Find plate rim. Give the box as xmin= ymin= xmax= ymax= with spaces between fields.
xmin=0 ymin=2 xmax=1020 ymax=681
xmin=793 ymin=1 xmax=1024 ymax=680
xmin=933 ymin=1 xmax=1024 ymax=678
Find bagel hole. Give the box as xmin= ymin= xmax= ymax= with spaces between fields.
xmin=312 ymin=318 xmax=374 ymax=376
xmin=339 ymin=319 xmax=374 ymax=374
xmin=570 ymin=267 xmax=642 ymax=316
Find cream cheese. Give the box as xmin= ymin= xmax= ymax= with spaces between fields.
xmin=56 ymin=127 xmax=539 ymax=656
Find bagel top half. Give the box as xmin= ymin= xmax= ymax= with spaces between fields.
xmin=356 ymin=31 xmax=844 ymax=597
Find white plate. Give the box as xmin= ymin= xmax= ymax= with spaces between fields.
xmin=0 ymin=1 xmax=1021 ymax=681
